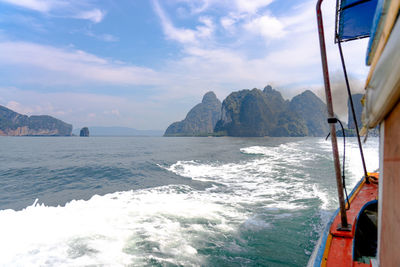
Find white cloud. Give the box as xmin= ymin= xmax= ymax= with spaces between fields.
xmin=175 ymin=0 xmax=211 ymax=14
xmin=0 ymin=87 xmax=181 ymax=129
xmin=0 ymin=0 xmax=57 ymax=12
xmin=153 ymin=0 xmax=196 ymax=43
xmin=196 ymin=17 xmax=214 ymax=38
xmin=75 ymin=9 xmax=105 ymax=24
xmin=220 ymin=16 xmax=235 ymax=30
xmin=0 ymin=0 xmax=371 ymax=129
xmin=235 ymin=0 xmax=274 ymax=14
xmin=154 ymin=0 xmax=369 ymax=101
xmin=6 ymin=100 xmax=35 ymax=114
xmin=0 ymin=0 xmax=106 ymax=23
xmin=153 ymin=0 xmax=214 ymax=44
xmin=164 ymin=0 xmax=273 ymax=15
xmin=0 ymin=41 xmax=163 ymax=86
xmin=0 ymin=0 xmax=367 ymax=100
xmin=244 ymin=15 xmax=286 ymax=39
xmin=5 ymin=99 xmax=66 ymax=117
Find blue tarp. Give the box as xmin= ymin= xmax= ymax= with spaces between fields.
xmin=337 ymin=0 xmax=379 ymax=42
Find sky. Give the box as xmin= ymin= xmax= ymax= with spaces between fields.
xmin=0 ymin=0 xmax=370 ymax=130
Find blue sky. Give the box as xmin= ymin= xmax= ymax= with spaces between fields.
xmin=0 ymin=0 xmax=370 ymax=130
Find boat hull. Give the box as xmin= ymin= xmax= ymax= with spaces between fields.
xmin=308 ymin=173 xmax=379 ymax=267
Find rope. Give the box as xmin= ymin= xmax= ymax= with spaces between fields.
xmin=327 ymin=118 xmax=350 ymax=210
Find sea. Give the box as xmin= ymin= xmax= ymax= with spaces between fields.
xmin=0 ymin=136 xmax=379 ymax=266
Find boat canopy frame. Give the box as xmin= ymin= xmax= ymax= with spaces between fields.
xmin=335 ymin=0 xmax=379 ymax=43
xmin=316 ymin=0 xmax=377 ymax=230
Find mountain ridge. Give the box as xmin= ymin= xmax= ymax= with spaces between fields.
xmin=0 ymin=105 xmax=72 ymax=136
xmin=165 ymin=86 xmax=331 ymax=137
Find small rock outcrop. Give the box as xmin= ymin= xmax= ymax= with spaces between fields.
xmin=164 ymin=91 xmax=222 ymax=136
xmin=80 ymin=127 xmax=90 ymax=137
xmin=0 ymin=105 xmax=72 ymax=136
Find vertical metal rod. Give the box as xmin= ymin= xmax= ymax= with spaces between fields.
xmin=334 ymin=0 xmax=340 ymax=43
xmin=337 ymin=39 xmax=370 ymax=183
xmin=316 ymin=0 xmax=348 ymax=228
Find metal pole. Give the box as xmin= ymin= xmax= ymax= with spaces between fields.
xmin=337 ymin=39 xmax=370 ymax=183
xmin=316 ymin=0 xmax=349 ymax=229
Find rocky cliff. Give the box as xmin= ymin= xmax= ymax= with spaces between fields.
xmin=0 ymin=105 xmax=72 ymax=136
xmin=214 ymin=86 xmax=331 ymax=137
xmin=164 ymin=91 xmax=222 ymax=136
xmin=288 ymin=90 xmax=329 ymax=136
xmin=214 ymin=86 xmax=308 ymax=137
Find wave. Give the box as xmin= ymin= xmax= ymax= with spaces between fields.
xmin=0 ymin=185 xmax=241 ymax=266
xmin=342 ymin=138 xmax=380 ymax=188
xmin=317 ymin=137 xmax=380 ymax=189
xmin=0 ymin=138 xmax=379 ymax=266
xmin=165 ymin=141 xmax=331 ymax=211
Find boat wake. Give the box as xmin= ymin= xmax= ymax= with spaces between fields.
xmin=0 ymin=138 xmax=379 ymax=266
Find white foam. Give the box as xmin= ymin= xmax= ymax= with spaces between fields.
xmin=342 ymin=137 xmax=379 ymax=189
xmin=0 ymin=185 xmax=242 ymax=266
xmin=311 ymin=184 xmax=333 ymax=210
xmin=0 ymin=138 xmax=378 ymax=265
xmin=242 ymin=217 xmax=271 ymax=231
xmin=315 ymin=137 xmax=379 ymax=206
xmin=165 ymin=141 xmax=330 ymax=213
xmin=240 ymin=143 xmax=317 ymax=165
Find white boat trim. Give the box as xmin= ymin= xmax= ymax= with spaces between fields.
xmin=363 ymin=18 xmax=400 ymax=129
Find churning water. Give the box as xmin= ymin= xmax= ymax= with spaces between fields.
xmin=0 ymin=136 xmax=379 ymax=266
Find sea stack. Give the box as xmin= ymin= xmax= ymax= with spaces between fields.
xmin=80 ymin=127 xmax=89 ymax=137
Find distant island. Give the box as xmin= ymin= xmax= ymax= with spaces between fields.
xmin=164 ymin=85 xmax=359 ymax=137
xmin=0 ymin=105 xmax=72 ymax=136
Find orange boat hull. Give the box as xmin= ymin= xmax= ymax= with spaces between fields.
xmin=309 ymin=173 xmax=379 ymax=267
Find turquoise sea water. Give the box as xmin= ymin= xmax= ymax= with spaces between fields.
xmin=0 ymin=137 xmax=379 ymax=266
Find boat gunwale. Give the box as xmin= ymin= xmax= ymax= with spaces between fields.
xmin=310 ymin=176 xmax=366 ymax=266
